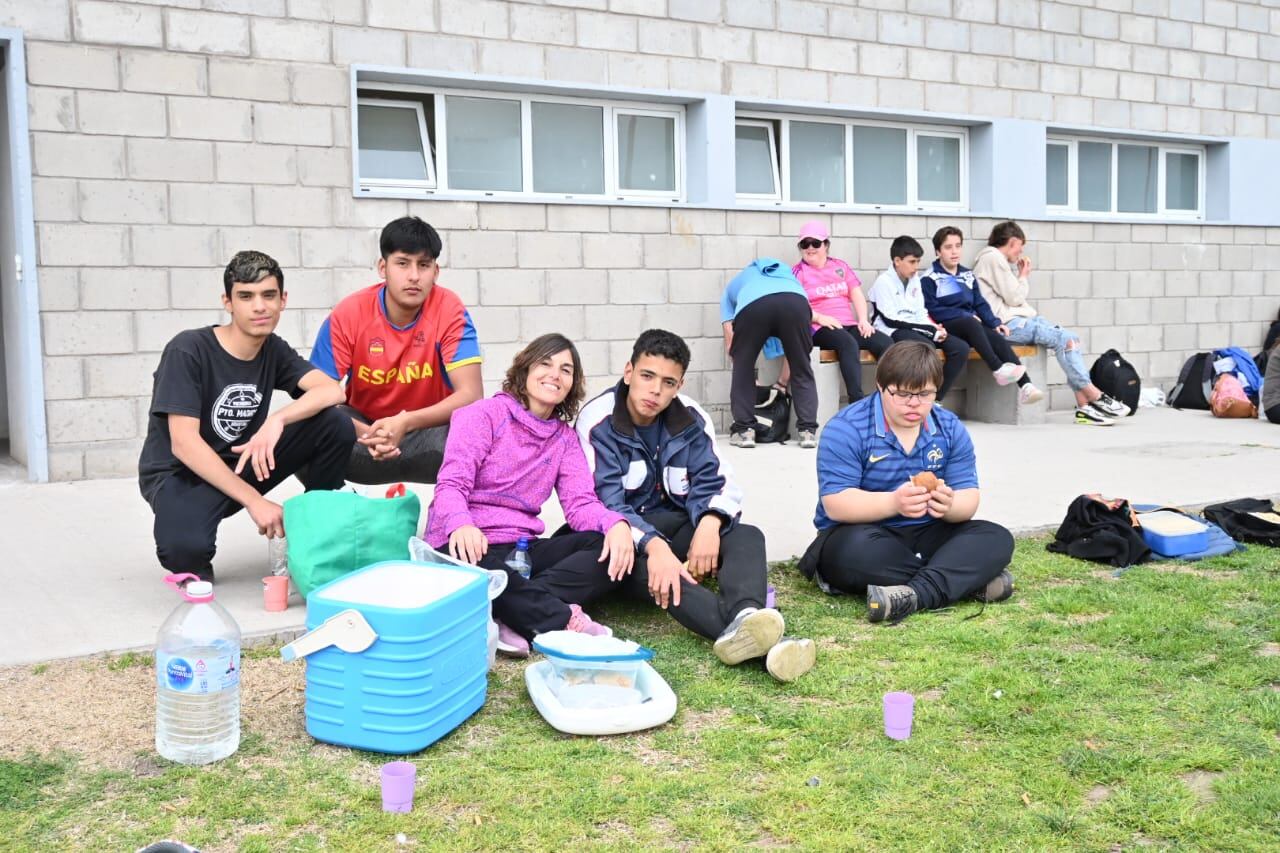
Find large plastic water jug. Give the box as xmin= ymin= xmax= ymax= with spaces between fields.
xmin=155 ymin=574 xmax=241 ymax=765
xmin=285 ymin=560 xmax=491 ymax=754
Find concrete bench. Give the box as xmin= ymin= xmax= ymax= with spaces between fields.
xmin=801 ymin=344 xmax=1047 ymax=429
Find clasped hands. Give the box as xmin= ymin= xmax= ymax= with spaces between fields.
xmin=358 ymin=411 xmax=411 ymax=461
xmin=894 ymin=478 xmax=954 ymax=520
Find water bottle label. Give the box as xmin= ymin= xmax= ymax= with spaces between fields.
xmin=157 ymin=651 xmax=241 ymax=694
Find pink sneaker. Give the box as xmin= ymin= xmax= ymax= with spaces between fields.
xmin=495 ymin=621 xmax=530 ymax=658
xmin=565 ymin=603 xmax=613 ymax=637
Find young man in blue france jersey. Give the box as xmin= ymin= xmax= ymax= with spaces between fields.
xmin=797 ymin=340 xmax=1016 ymax=623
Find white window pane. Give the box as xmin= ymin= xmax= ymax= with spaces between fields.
xmin=1046 ymin=144 xmax=1068 ymax=206
xmin=1117 ymin=144 xmax=1157 ymax=213
xmin=852 ymin=125 xmax=907 ymax=205
xmin=1078 ymin=141 xmax=1112 ymax=212
xmin=532 ymin=101 xmax=604 ymax=195
xmin=1166 ymin=152 xmax=1199 ymax=211
xmin=917 ymin=135 xmax=960 ymax=202
xmin=789 ymin=121 xmax=846 ymax=203
xmin=735 ymin=124 xmax=776 ymax=195
xmin=445 ymin=95 xmax=522 ymax=192
xmin=358 ymin=104 xmax=430 ymax=182
xmin=618 ymin=114 xmax=676 ymax=192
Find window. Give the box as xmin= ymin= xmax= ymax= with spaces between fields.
xmin=617 ymin=111 xmax=678 ymax=196
xmin=1046 ymin=136 xmax=1204 ymax=218
xmin=736 ymin=114 xmax=967 ymax=210
xmin=356 ymin=85 xmax=684 ymax=201
xmin=735 ymin=121 xmax=780 ymax=199
xmin=356 ymin=98 xmax=435 ymax=189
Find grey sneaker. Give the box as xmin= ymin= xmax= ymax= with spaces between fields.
xmin=866 ymin=584 xmax=919 ymax=623
xmin=730 ymin=430 xmax=756 ymax=449
xmin=798 ymin=430 xmax=817 ymax=448
xmin=765 ymin=637 xmax=816 ymax=683
xmin=713 ymin=607 xmax=784 ymax=666
xmin=971 ymin=570 xmax=1015 ymax=603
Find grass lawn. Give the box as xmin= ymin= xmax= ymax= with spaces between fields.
xmin=2 ymin=536 xmax=1278 ymax=852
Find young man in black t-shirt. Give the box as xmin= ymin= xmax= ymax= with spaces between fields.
xmin=138 ymin=251 xmax=354 ymax=581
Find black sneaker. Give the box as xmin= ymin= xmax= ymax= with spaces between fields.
xmin=971 ymin=570 xmax=1015 ymax=603
xmin=866 ymin=584 xmax=918 ymax=623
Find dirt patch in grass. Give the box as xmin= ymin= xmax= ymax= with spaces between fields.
xmin=1179 ymin=770 xmax=1220 ymax=803
xmin=1257 ymin=643 xmax=1280 ymax=658
xmin=0 ymin=655 xmax=309 ymax=771
xmin=1043 ymin=612 xmax=1111 ymax=626
xmin=1085 ymin=784 xmax=1112 ymax=806
xmin=1149 ymin=564 xmax=1238 ymax=580
xmin=1039 ymin=579 xmax=1085 ymax=589
xmin=1089 ymin=570 xmax=1121 ymax=581
xmin=681 ymin=706 xmax=733 ymax=734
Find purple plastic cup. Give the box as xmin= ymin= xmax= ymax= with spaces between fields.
xmin=380 ymin=761 xmax=416 ymax=812
xmin=883 ymin=692 xmax=915 ymax=741
xmin=765 ymin=585 xmax=777 ymax=609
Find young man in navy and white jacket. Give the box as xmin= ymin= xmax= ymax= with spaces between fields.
xmin=576 ymin=329 xmax=815 ymax=682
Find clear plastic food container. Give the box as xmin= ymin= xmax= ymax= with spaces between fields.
xmin=531 ymin=631 xmax=655 ymax=709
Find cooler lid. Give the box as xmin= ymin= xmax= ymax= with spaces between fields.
xmin=313 ymin=561 xmax=481 ymax=609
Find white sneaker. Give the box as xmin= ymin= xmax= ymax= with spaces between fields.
xmin=993 ymin=363 xmax=1026 ymax=385
xmin=798 ymin=430 xmax=817 ymax=449
xmin=765 ymin=637 xmax=816 ymax=683
xmin=1018 ymin=383 xmax=1045 ymax=404
xmin=730 ymin=430 xmax=756 ymax=449
xmin=1074 ymin=406 xmax=1115 ymax=426
xmin=713 ymin=607 xmax=785 ymax=666
xmin=1092 ymin=393 xmax=1131 ymax=418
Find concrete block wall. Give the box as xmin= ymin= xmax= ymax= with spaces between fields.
xmin=5 ymin=0 xmax=1280 ymax=479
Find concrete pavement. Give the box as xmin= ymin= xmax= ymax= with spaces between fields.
xmin=2 ymin=406 xmax=1277 ymax=666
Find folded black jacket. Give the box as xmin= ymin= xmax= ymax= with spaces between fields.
xmin=1047 ymin=494 xmax=1152 ymax=568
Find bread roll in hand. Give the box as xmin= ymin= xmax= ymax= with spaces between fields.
xmin=911 ymin=471 xmax=939 ymax=491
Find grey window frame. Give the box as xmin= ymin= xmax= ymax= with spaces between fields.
xmin=737 ymin=111 xmax=968 ymax=211
xmin=1046 ymin=135 xmax=1205 ymax=220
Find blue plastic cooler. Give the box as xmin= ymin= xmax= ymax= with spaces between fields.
xmin=300 ymin=560 xmax=490 ymax=754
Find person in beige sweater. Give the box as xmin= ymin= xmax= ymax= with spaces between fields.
xmin=973 ymin=221 xmax=1130 ymax=426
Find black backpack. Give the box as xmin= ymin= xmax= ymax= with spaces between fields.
xmin=752 ymin=385 xmax=791 ymax=444
xmin=1202 ymin=499 xmax=1280 ymax=547
xmin=1089 ymin=349 xmax=1141 ymax=416
xmin=1168 ymin=352 xmax=1214 ymax=410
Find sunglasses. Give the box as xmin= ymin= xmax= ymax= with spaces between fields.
xmin=798 ymin=238 xmax=824 ymax=250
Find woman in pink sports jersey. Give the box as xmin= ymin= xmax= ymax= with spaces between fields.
xmin=791 ymin=220 xmax=894 ymax=403
xmin=426 ymin=333 xmax=634 ymax=658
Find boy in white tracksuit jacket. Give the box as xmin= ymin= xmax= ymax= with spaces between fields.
xmin=865 ymin=235 xmax=971 ymax=403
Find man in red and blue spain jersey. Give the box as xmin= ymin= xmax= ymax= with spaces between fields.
xmin=310 ymin=217 xmax=482 ymax=483
xmin=796 ymin=340 xmax=1015 ymax=624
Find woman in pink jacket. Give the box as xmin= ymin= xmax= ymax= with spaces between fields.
xmin=426 ymin=333 xmax=634 ymax=657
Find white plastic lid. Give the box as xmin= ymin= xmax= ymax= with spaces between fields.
xmin=313 ymin=561 xmax=478 ymax=609
xmin=532 ymin=630 xmax=644 ymax=660
xmin=186 ymin=581 xmax=213 ymax=599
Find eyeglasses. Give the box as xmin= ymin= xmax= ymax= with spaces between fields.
xmin=885 ymin=388 xmax=937 ymax=403
xmin=798 ymin=238 xmax=824 ymax=250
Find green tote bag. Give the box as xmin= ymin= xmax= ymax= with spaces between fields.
xmin=283 ymin=484 xmax=422 ymax=598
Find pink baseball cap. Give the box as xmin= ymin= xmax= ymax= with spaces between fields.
xmin=797 ymin=220 xmax=829 ymax=242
